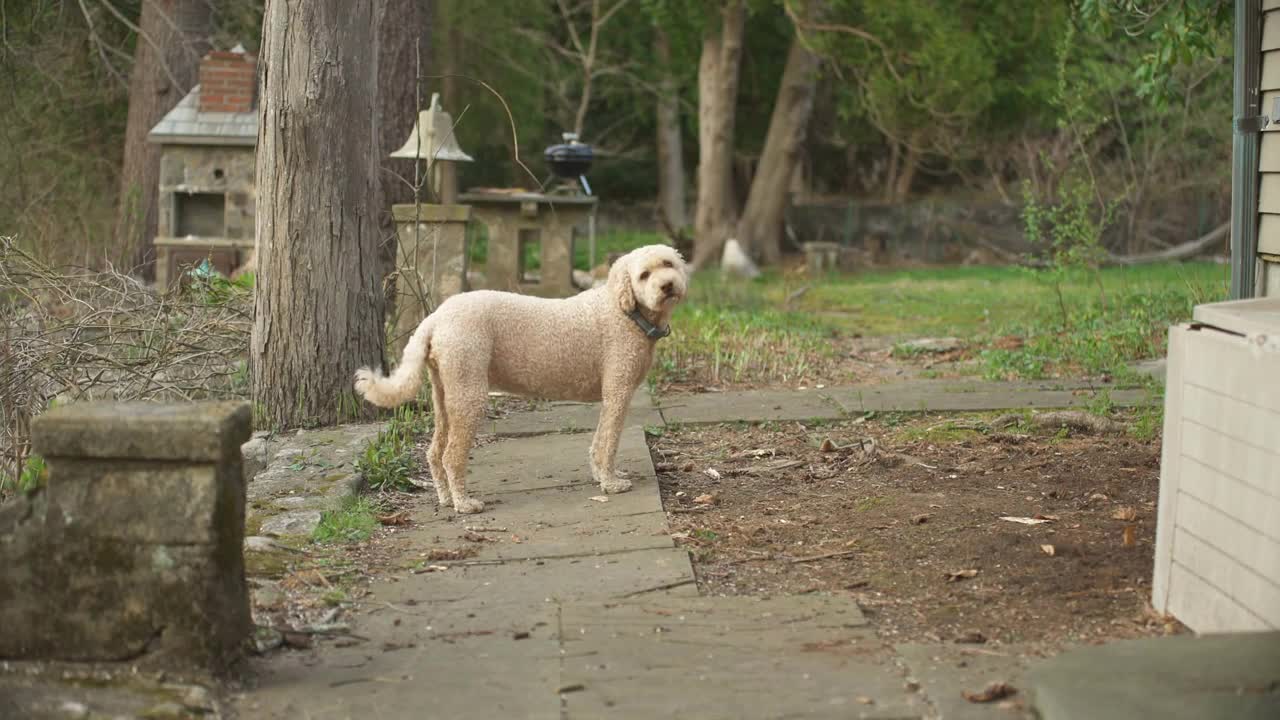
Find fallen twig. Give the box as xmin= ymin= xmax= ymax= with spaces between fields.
xmin=615 ymin=578 xmax=697 ymax=597
xmin=786 ymin=549 xmax=859 ymax=564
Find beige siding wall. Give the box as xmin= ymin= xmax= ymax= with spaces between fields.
xmin=1260 ymin=5 xmax=1280 ymax=294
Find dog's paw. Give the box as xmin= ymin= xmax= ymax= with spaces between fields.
xmin=599 ymin=475 xmax=632 ymax=494
xmin=436 ymin=491 xmax=454 ymax=508
xmin=453 ymin=497 xmax=485 ymax=514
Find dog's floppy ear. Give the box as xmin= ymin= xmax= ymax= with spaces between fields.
xmin=672 ymin=249 xmax=690 ymax=279
xmin=608 ymin=254 xmax=636 ymax=313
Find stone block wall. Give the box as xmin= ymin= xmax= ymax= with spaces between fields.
xmin=0 ymin=402 xmax=253 ymax=675
xmin=157 ymin=145 xmax=256 ymax=242
xmin=155 ymin=145 xmax=256 ymax=288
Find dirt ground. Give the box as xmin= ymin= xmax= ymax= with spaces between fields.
xmin=648 ymin=411 xmax=1185 ymax=650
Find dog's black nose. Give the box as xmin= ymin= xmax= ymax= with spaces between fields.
xmin=662 ymin=281 xmax=674 ymax=295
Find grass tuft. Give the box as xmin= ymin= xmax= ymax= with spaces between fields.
xmin=312 ymin=495 xmax=380 ymax=544
xmin=357 ymin=404 xmax=431 ymax=493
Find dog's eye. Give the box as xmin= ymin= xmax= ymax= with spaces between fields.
xmin=639 ymin=271 xmax=650 ymax=281
xmin=662 ymin=260 xmax=673 ymax=268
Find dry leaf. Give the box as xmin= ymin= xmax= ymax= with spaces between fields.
xmin=1123 ymin=525 xmax=1136 ymax=547
xmin=855 ymin=696 xmax=874 ymax=705
xmin=681 ymin=461 xmax=695 ymax=472
xmin=820 ymin=437 xmax=838 ymax=452
xmin=911 ymin=513 xmax=932 ymax=525
xmin=1040 ymin=544 xmax=1056 ymax=557
xmin=962 ymin=682 xmax=1016 ymax=703
xmin=589 ymin=495 xmax=610 ymax=503
xmin=693 ymin=493 xmax=717 ymax=505
xmin=704 ymin=468 xmax=722 ymax=480
xmin=954 ymin=629 xmax=987 ymax=644
xmin=378 ymin=511 xmax=410 ymax=526
xmin=947 ymin=568 xmax=979 ymax=582
xmin=1033 ymin=513 xmax=1060 ymax=521
xmin=1000 ymin=516 xmax=1052 ymax=525
xmin=1112 ymin=507 xmax=1138 ymax=522
xmin=461 ymin=531 xmax=495 ymax=543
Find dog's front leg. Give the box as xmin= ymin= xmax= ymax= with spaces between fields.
xmin=590 ymin=393 xmax=633 ymax=494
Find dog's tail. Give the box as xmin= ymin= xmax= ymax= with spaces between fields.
xmin=353 ymin=315 xmax=435 ymax=408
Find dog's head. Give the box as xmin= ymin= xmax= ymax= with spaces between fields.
xmin=608 ymin=244 xmax=689 ymax=314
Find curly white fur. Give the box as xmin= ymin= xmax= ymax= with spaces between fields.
xmin=354 ymin=244 xmax=689 ymax=514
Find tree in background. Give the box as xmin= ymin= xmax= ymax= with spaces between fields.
xmin=691 ymin=0 xmax=746 ymax=269
xmin=653 ymin=27 xmax=687 ymax=232
xmin=734 ymin=0 xmax=821 ymax=264
xmin=114 ymin=0 xmax=213 ymax=278
xmin=377 ymin=0 xmax=434 ymax=293
xmin=379 ymin=0 xmax=434 ymax=209
xmin=252 ymin=0 xmax=386 ymax=429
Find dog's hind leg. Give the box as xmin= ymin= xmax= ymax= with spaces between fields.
xmin=425 ymin=359 xmax=452 ymax=508
xmin=438 ymin=363 xmax=488 ymax=514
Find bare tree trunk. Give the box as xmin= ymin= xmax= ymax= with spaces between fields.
xmin=439 ymin=2 xmax=461 ymax=110
xmin=882 ymin=140 xmax=900 ymax=203
xmin=252 ymin=0 xmax=386 ymax=430
xmin=893 ymin=137 xmax=920 ymax=202
xmin=114 ymin=0 xmax=212 ymax=277
xmin=379 ymin=0 xmax=432 ymax=209
xmin=691 ymin=1 xmax=745 ymax=270
xmin=655 ymin=27 xmax=686 ymax=232
xmin=735 ymin=21 xmax=820 ymax=265
xmin=378 ymin=0 xmax=433 ymax=306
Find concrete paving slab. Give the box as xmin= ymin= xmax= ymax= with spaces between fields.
xmin=659 ymin=389 xmax=845 ymax=425
xmin=239 ymin=603 xmax=563 ymax=720
xmin=406 ymin=483 xmax=672 ymax=561
xmin=559 ymin=595 xmax=923 ymax=719
xmin=827 ymin=381 xmax=1149 ymax=415
xmin=490 ymin=394 xmax=663 ymax=437
xmin=896 ymin=643 xmax=1039 ymax=720
xmin=1026 ymin=632 xmax=1280 ymax=720
xmin=385 ymin=547 xmax=697 ymax=605
xmin=464 ymin=426 xmax=655 ymax=496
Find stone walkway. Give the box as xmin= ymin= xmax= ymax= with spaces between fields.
xmin=232 ymin=380 xmax=1275 ymax=720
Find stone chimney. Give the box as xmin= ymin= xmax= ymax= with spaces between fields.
xmin=198 ymin=46 xmax=256 ymax=114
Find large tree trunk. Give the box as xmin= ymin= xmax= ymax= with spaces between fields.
xmin=691 ymin=1 xmax=746 ymax=270
xmin=252 ymin=0 xmax=387 ymax=430
xmin=114 ymin=0 xmax=212 ymax=277
xmin=655 ymin=27 xmax=687 ymax=232
xmin=735 ymin=22 xmax=820 ymax=265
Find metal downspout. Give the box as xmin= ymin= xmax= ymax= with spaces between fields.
xmin=1232 ymin=0 xmax=1263 ymax=299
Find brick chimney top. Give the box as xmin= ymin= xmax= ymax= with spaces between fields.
xmin=198 ymin=45 xmax=256 ymax=114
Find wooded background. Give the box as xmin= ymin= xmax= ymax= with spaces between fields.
xmin=0 ymin=0 xmax=1234 ymax=272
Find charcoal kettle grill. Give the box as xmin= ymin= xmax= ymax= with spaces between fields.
xmin=542 ymin=132 xmax=599 ymax=268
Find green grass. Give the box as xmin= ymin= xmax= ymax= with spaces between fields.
xmin=0 ymin=454 xmax=46 ymax=497
xmin=312 ymin=495 xmax=379 ymax=544
xmin=464 ymin=228 xmax=1225 ymax=386
xmin=356 ymin=404 xmax=430 ymax=493
xmin=647 ymin=260 xmax=1228 ymax=387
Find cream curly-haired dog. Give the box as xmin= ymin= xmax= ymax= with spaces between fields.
xmin=354 ymin=244 xmax=688 ymax=514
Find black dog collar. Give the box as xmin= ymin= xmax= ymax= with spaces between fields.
xmin=627 ymin=308 xmax=671 ymax=340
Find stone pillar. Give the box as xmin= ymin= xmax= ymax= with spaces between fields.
xmin=462 ymin=192 xmax=596 ymax=299
xmin=803 ymin=241 xmax=840 ymax=275
xmin=0 ymin=402 xmax=252 ymax=675
xmin=391 ymin=203 xmax=472 ymax=356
